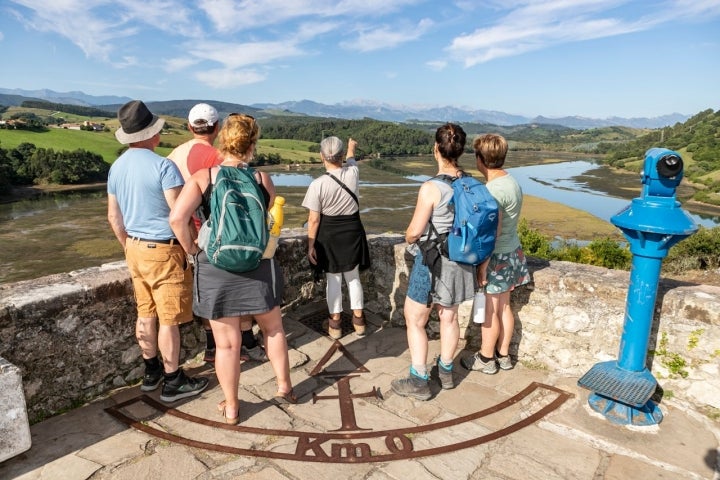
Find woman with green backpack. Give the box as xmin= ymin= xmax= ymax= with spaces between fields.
xmin=170 ymin=113 xmax=296 ymax=425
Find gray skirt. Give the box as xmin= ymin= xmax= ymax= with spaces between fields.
xmin=407 ymin=253 xmax=476 ymax=307
xmin=193 ymin=252 xmax=283 ymax=320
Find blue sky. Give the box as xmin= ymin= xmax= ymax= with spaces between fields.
xmin=1 ymin=0 xmax=719 ymax=119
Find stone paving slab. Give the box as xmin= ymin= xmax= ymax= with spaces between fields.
xmin=1 ymin=306 xmax=718 ymax=480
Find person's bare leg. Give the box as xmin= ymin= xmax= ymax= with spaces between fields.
xmin=436 ymin=304 xmax=460 ymax=364
xmin=157 ymin=324 xmax=181 ymax=373
xmin=404 ymin=297 xmax=431 ymax=371
xmin=209 ymin=316 xmax=241 ymax=419
xmin=480 ymin=294 xmax=502 ymax=359
xmin=495 ymin=291 xmax=514 ymax=356
xmin=255 ymin=306 xmax=292 ymax=395
xmin=136 ymin=316 xmax=159 ymax=360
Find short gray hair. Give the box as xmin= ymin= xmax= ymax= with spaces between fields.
xmin=320 ymin=136 xmax=344 ymax=163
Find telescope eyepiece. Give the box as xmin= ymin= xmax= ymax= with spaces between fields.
xmin=657 ymin=154 xmax=683 ymax=178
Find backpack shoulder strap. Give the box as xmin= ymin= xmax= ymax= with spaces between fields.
xmin=432 ymin=174 xmax=456 ymax=185
xmin=325 ymin=171 xmax=359 ymax=205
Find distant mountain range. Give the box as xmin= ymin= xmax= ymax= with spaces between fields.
xmin=0 ymin=87 xmax=690 ymax=129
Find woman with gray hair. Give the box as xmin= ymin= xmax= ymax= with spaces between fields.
xmin=302 ymin=136 xmax=371 ymax=339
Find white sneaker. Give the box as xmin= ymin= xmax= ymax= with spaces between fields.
xmin=460 ymin=353 xmax=498 ymax=375
xmin=497 ymin=355 xmax=514 ymax=370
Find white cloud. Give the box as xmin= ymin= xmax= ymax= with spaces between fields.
xmin=9 ymin=0 xmax=133 ymax=61
xmin=7 ymin=0 xmax=203 ymax=62
xmin=341 ymin=18 xmax=434 ymax=52
xmin=0 ymin=31 xmax=4 ymax=41
xmin=199 ymin=0 xmax=425 ymax=33
xmin=195 ymin=68 xmax=266 ymax=88
xmin=115 ymin=56 xmax=139 ymax=68
xmin=114 ymin=0 xmax=204 ymax=37
xmin=200 ymin=0 xmax=317 ymax=33
xmin=445 ymin=0 xmax=712 ymax=67
xmin=188 ymin=40 xmax=304 ymax=69
xmin=426 ymin=60 xmax=447 ymax=71
xmin=164 ymin=57 xmax=200 ymax=73
xmin=295 ymin=21 xmax=341 ymax=42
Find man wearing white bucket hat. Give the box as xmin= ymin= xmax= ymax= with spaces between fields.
xmin=108 ymin=100 xmax=209 ymax=402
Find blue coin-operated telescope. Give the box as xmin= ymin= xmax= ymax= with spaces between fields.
xmin=578 ymin=148 xmax=698 ymax=426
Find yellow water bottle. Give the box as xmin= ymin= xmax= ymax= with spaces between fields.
xmin=269 ymin=196 xmax=285 ymax=236
xmin=263 ymin=196 xmax=285 ymax=258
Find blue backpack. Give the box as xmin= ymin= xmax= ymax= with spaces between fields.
xmin=433 ymin=173 xmax=499 ymax=265
xmin=197 ymin=166 xmax=268 ymax=273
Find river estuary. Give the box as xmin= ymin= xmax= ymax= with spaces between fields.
xmin=1 ymin=157 xmax=717 ymax=284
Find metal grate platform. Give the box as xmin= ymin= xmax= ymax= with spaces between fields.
xmin=577 ymin=361 xmax=657 ymax=407
xmin=297 ymin=310 xmax=356 ymax=337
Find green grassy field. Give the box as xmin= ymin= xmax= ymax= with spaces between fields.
xmin=257 ymin=139 xmax=319 ymax=163
xmin=0 ymin=127 xmax=320 ymax=164
xmin=0 ymin=128 xmax=123 ymax=162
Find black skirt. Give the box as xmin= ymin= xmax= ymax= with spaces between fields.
xmin=314 ymin=212 xmax=371 ymax=274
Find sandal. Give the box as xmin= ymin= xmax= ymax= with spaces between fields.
xmin=352 ymin=314 xmax=366 ymax=336
xmin=273 ymin=389 xmax=298 ymax=405
xmin=326 ymin=317 xmax=342 ymax=340
xmin=217 ymin=400 xmax=240 ymax=425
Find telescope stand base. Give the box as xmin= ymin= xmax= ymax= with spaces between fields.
xmin=587 ymin=393 xmax=663 ymax=426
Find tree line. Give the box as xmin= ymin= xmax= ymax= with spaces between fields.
xmin=21 ymin=100 xmax=115 ymax=118
xmin=0 ymin=142 xmax=109 ymax=194
xmin=259 ymin=117 xmax=434 ymax=156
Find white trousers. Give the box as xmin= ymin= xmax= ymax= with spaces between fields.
xmin=326 ymin=266 xmax=364 ymax=314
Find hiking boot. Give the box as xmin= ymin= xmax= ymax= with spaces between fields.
xmin=461 ymin=353 xmax=498 ymax=375
xmin=140 ymin=367 xmax=163 ymax=392
xmin=203 ymin=348 xmax=216 ymax=364
xmin=241 ymin=345 xmax=268 ymax=362
xmin=434 ymin=358 xmax=455 ymax=390
xmin=391 ymin=375 xmax=432 ymax=401
xmin=160 ymin=370 xmax=209 ymax=402
xmin=497 ymin=355 xmax=514 ymax=371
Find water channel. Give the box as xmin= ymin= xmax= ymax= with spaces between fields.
xmin=1 ymin=159 xmax=717 ymax=284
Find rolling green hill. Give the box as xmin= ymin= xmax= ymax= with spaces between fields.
xmin=599 ymin=108 xmax=720 ymax=205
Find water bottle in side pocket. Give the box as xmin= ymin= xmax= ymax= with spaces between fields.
xmin=472 ymin=287 xmax=486 ymax=324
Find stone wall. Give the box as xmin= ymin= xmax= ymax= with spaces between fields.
xmin=1 ymin=231 xmax=718 ymax=424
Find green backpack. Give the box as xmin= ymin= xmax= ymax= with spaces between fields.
xmin=197 ymin=166 xmax=268 ymax=273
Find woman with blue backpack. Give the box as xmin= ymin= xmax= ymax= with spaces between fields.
xmin=391 ymin=123 xmax=477 ymax=401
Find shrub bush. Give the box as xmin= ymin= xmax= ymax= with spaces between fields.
xmin=518 ymin=218 xmax=553 ymax=257
xmin=665 ymin=226 xmax=720 ymax=272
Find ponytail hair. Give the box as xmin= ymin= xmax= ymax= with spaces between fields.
xmin=435 ymin=123 xmax=466 ymax=165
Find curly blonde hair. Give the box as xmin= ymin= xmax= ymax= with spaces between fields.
xmin=218 ymin=114 xmax=260 ymax=158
